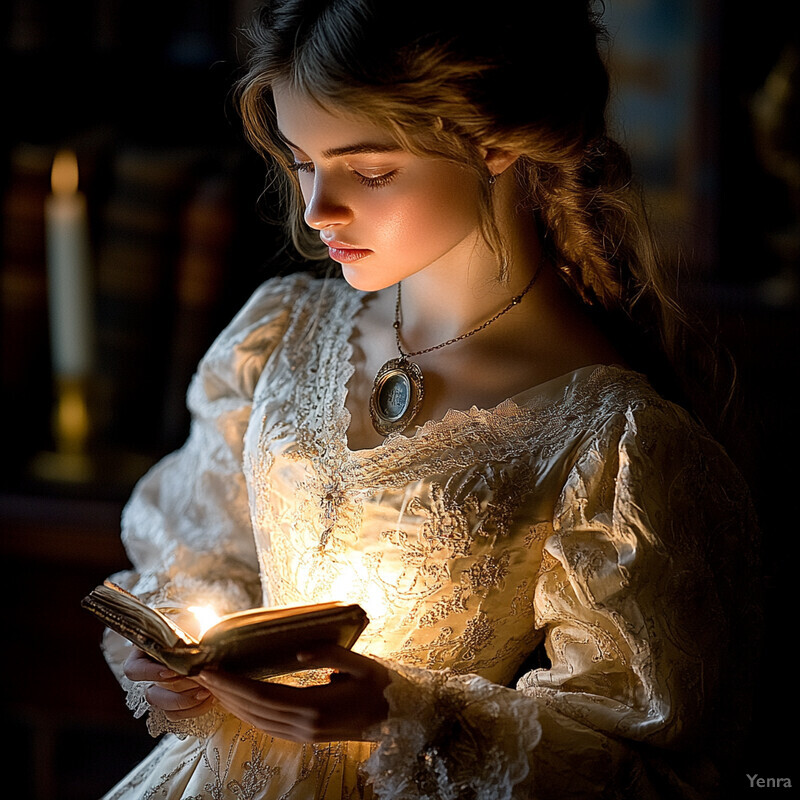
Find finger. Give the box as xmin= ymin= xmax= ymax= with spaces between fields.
xmin=146 ymin=684 xmax=212 ymax=713
xmin=197 ymin=670 xmax=304 ymax=714
xmin=124 ymin=648 xmax=180 ymax=682
xmin=212 ymin=694 xmax=315 ymax=742
xmin=154 ymin=676 xmax=201 ymax=692
xmin=164 ymin=695 xmax=216 ymax=722
xmin=208 ymin=678 xmax=382 ymax=742
xmin=197 ymin=671 xmax=338 ymax=732
xmin=222 ymin=679 xmax=380 ymax=737
xmin=221 ymin=693 xmax=366 ymax=743
xmin=296 ymin=645 xmax=383 ymax=682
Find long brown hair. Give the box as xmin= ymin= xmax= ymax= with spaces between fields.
xmin=235 ymin=0 xmax=723 ymax=424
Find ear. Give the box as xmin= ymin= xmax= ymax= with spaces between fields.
xmin=483 ymin=147 xmax=519 ymax=179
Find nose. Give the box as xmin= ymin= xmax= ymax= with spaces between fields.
xmin=303 ymin=174 xmax=353 ymax=230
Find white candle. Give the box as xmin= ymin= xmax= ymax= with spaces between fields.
xmin=45 ymin=149 xmax=94 ymax=377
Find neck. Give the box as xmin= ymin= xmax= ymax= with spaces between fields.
xmin=391 ymin=206 xmax=544 ymax=352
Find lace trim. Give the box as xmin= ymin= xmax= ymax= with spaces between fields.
xmin=116 ymin=675 xmax=223 ymax=739
xmin=364 ymin=660 xmax=541 ymax=800
xmin=255 ymin=276 xmax=684 ymax=481
xmin=349 ymin=366 xmax=674 ymax=484
xmin=274 ymin=277 xmax=675 ymax=487
xmin=145 ymin=705 xmax=225 ymax=740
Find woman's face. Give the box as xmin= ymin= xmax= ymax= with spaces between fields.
xmin=272 ymin=83 xmax=486 ymax=292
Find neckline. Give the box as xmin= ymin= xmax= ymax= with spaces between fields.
xmin=335 ymin=280 xmax=620 ymax=455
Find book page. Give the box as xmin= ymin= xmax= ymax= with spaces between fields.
xmin=202 ymin=601 xmax=348 ymax=639
xmin=91 ymin=582 xmax=198 ymax=646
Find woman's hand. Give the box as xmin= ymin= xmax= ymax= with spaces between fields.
xmin=123 ymin=647 xmax=214 ymax=721
xmin=196 ymin=645 xmax=390 ymax=742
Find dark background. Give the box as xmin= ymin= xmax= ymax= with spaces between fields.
xmin=1 ymin=1 xmax=797 ymax=796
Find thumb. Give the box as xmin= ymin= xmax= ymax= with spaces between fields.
xmin=295 ymin=644 xmax=377 ymax=678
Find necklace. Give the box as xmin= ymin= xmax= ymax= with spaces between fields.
xmin=369 ymin=266 xmax=542 ymax=436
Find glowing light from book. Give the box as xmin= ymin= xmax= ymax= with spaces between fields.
xmin=329 ymin=571 xmax=387 ymax=623
xmin=45 ymin=149 xmax=94 ymax=377
xmin=188 ymin=605 xmax=221 ymax=637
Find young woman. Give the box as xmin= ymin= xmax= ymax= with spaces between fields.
xmin=99 ymin=1 xmax=759 ymax=797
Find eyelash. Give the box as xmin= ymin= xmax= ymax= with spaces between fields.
xmin=287 ymin=161 xmax=398 ymax=189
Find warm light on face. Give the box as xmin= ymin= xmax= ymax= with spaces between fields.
xmin=188 ymin=605 xmax=222 ymax=637
xmin=272 ymin=83 xmax=485 ymax=293
xmin=51 ymin=149 xmax=80 ymax=195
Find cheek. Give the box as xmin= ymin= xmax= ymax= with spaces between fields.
xmin=371 ymin=172 xmax=481 ymax=250
xmin=430 ymin=181 xmax=481 ymax=239
xmin=417 ymin=167 xmax=482 ymax=244
xmin=369 ymin=198 xmax=432 ymax=246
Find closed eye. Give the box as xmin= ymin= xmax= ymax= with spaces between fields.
xmin=353 ymin=169 xmax=399 ymax=189
xmin=287 ymin=160 xmax=314 ymax=175
xmin=287 ymin=160 xmax=399 ymax=190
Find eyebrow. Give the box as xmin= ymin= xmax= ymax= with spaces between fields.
xmin=323 ymin=142 xmax=403 ymax=158
xmin=279 ymin=133 xmax=402 ymax=160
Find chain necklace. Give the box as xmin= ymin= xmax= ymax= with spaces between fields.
xmin=369 ymin=265 xmax=542 ymax=436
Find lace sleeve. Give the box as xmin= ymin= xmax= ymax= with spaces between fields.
xmin=365 ymin=400 xmax=758 ymax=798
xmin=101 ymin=275 xmax=300 ymax=737
xmin=516 ymin=400 xmax=759 ymax=797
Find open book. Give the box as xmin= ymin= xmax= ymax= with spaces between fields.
xmin=82 ymin=581 xmax=369 ymax=679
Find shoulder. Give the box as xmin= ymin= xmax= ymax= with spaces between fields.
xmin=216 ymin=270 xmax=328 ymax=337
xmin=554 ymin=367 xmax=759 ymax=596
xmin=510 ymin=364 xmax=699 ymax=451
xmin=560 ymin=365 xmax=753 ymax=516
xmin=549 ymin=364 xmax=749 ymax=495
xmin=563 ymin=364 xmax=702 ymax=440
xmin=191 ymin=271 xmax=352 ymax=406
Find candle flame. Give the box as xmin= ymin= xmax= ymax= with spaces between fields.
xmin=188 ymin=605 xmax=222 ymax=637
xmin=55 ymin=378 xmax=90 ymax=453
xmin=51 ymin=149 xmax=79 ymax=195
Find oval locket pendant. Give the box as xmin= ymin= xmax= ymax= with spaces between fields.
xmin=369 ymin=357 xmax=425 ymax=436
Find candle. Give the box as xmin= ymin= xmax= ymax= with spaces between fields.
xmin=44 ymin=149 xmax=94 ymax=377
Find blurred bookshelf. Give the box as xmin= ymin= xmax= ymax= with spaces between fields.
xmin=0 ymin=1 xmax=797 ymax=797
xmin=0 ymin=2 xmax=283 ymax=797
xmin=1 ymin=0 xmax=283 ymax=503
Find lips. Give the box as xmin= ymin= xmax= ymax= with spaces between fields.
xmin=323 ymin=239 xmax=373 ymax=264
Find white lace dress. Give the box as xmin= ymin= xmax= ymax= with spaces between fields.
xmin=100 ymin=273 xmax=758 ymax=800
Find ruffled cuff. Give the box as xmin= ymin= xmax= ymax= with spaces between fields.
xmin=114 ymin=672 xmax=223 ymax=739
xmin=364 ymin=661 xmax=542 ymax=800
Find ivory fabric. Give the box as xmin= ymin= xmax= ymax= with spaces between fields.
xmin=100 ymin=273 xmax=758 ymax=799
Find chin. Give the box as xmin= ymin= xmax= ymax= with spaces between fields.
xmin=340 ymin=258 xmax=440 ymax=294
xmin=340 ymin=263 xmax=399 ymax=293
